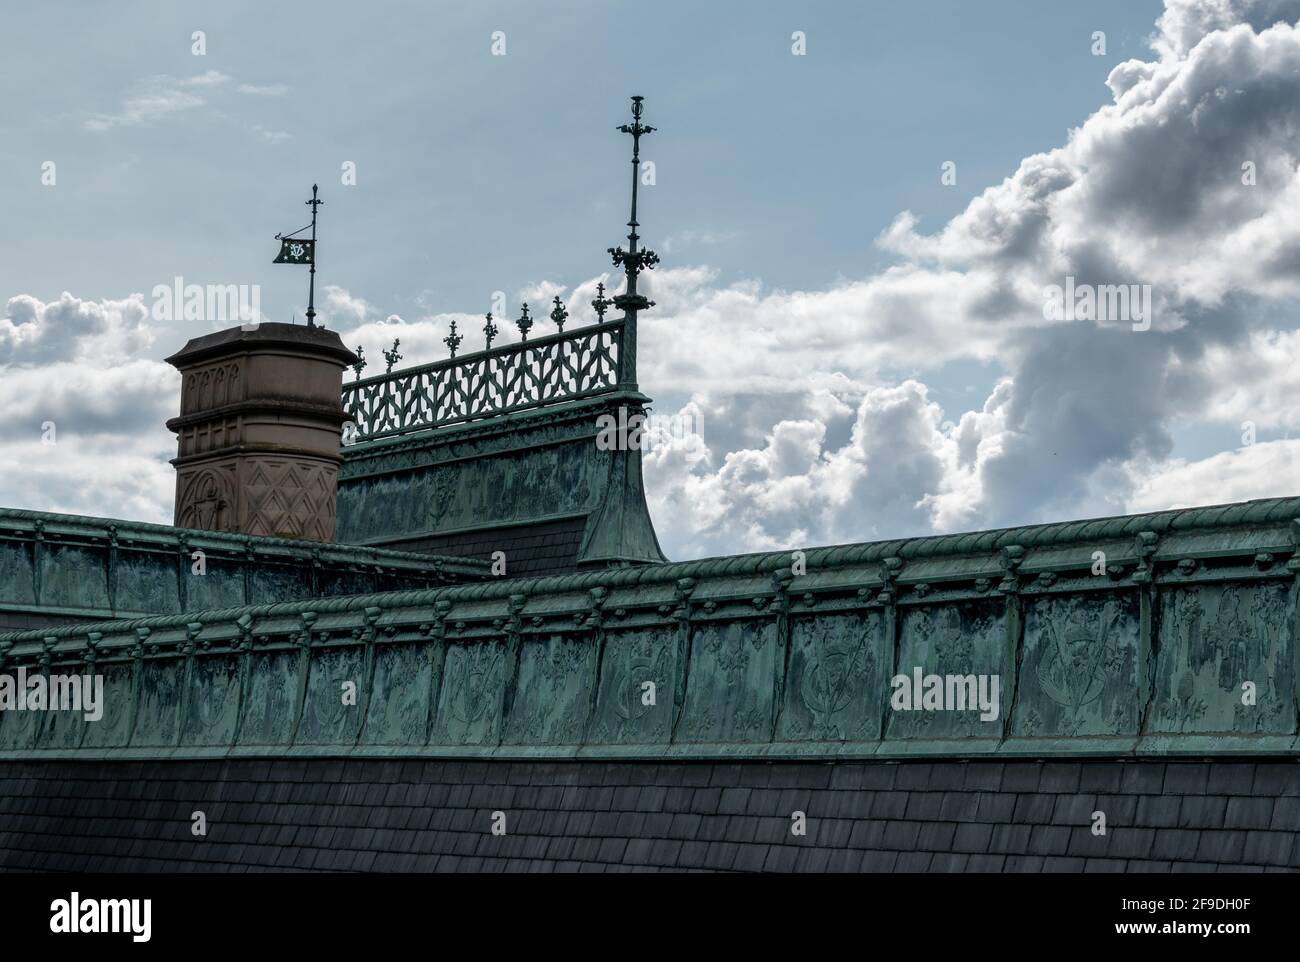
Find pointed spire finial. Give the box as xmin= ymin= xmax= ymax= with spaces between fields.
xmin=352 ymin=345 xmax=367 ymax=381
xmin=516 ymin=303 xmax=533 ymax=341
xmin=608 ymin=95 xmax=659 ymax=316
xmin=484 ymin=311 xmax=499 ymax=350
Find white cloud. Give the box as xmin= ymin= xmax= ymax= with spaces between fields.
xmin=251 ymin=125 xmax=292 ymax=143
xmin=1127 ymin=438 xmax=1300 ymax=511
xmin=0 ymin=292 xmax=156 ymax=364
xmin=0 ymin=294 xmax=178 ymax=524
xmin=1153 ymin=0 xmax=1300 ymax=58
xmin=661 ymin=229 xmax=741 ymax=254
xmin=237 ymin=82 xmax=290 ymax=96
xmin=84 ymin=71 xmax=231 ymax=131
xmin=1186 ymin=328 xmax=1300 ymax=429
xmin=644 ymin=379 xmax=1009 ymax=557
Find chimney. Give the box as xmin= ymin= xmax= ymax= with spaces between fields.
xmin=165 ymin=323 xmax=358 ymax=541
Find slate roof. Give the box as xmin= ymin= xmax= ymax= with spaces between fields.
xmin=0 ymin=759 xmax=1296 ymax=872
xmin=382 ymin=516 xmax=589 ymax=578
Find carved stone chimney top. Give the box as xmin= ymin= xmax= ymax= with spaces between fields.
xmin=165 ymin=322 xmax=359 ymax=542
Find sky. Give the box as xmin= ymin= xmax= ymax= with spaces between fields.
xmin=4 ymin=0 xmax=1300 ymax=560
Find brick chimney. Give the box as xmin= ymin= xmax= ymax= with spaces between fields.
xmin=165 ymin=323 xmax=358 ymax=541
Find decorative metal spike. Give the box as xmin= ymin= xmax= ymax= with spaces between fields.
xmin=516 ymin=303 xmax=533 ymax=341
xmin=352 ymin=346 xmax=367 ymax=381
xmin=483 ymin=312 xmax=498 ymax=351
xmin=608 ymin=95 xmax=659 ymax=316
xmin=549 ymin=295 xmax=569 ymax=333
xmin=383 ymin=338 xmax=402 ymax=374
xmin=443 ymin=319 xmax=463 ymax=358
xmin=591 ymin=282 xmax=614 ymax=322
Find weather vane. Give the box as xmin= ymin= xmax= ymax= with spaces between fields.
xmin=273 ymin=184 xmax=324 ymax=327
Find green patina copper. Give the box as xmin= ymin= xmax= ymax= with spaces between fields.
xmin=2 ymin=495 xmax=1299 ymax=761
xmin=0 ymin=507 xmax=490 ymax=629
xmin=337 ymin=390 xmax=667 ymax=567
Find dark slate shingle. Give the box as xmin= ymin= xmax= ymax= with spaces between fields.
xmin=0 ymin=757 xmax=1290 ymax=873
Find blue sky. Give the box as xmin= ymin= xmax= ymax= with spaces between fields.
xmin=4 ymin=0 xmax=1160 ymax=331
xmin=5 ymin=0 xmax=1300 ymax=560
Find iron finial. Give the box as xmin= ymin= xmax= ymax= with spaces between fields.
xmin=383 ymin=338 xmax=402 ymax=374
xmin=550 ymin=295 xmax=569 ymax=333
xmin=483 ymin=312 xmax=499 ymax=351
xmin=305 ymin=184 xmax=323 ymax=328
xmin=516 ymin=303 xmax=533 ymax=341
xmin=609 ymin=95 xmax=659 ymax=316
xmin=591 ymin=282 xmax=614 ymax=322
xmin=352 ymin=345 xmax=367 ymax=381
xmin=444 ymin=319 xmax=463 ymax=358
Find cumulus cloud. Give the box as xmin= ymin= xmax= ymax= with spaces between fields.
xmin=1189 ymin=328 xmax=1300 ymax=428
xmin=637 ymin=1 xmax=1300 ymax=552
xmin=0 ymin=294 xmax=178 ymax=523
xmin=643 ymin=379 xmax=1015 ymax=557
xmin=1128 ymin=438 xmax=1300 ymax=511
xmin=0 ymin=292 xmax=157 ymax=364
xmin=1153 ymin=0 xmax=1300 ymax=57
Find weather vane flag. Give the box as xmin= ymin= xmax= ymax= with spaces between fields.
xmin=273 ymin=183 xmax=323 ymax=326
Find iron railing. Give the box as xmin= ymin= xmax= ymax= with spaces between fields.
xmin=341 ymin=320 xmax=625 ymax=443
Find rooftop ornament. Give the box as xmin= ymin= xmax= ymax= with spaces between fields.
xmin=443 ymin=319 xmax=463 ymax=358
xmin=339 ymin=95 xmax=654 ymax=439
xmin=550 ymin=296 xmax=569 ymax=333
xmin=383 ymin=338 xmax=402 ymax=374
xmin=605 ymin=94 xmax=658 ymax=389
xmin=591 ymin=282 xmax=613 ymax=323
xmin=607 ymin=96 xmax=659 ymax=316
xmin=272 ymin=184 xmax=324 ymax=327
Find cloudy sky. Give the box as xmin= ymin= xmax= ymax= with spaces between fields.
xmin=4 ymin=0 xmax=1300 ymax=559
